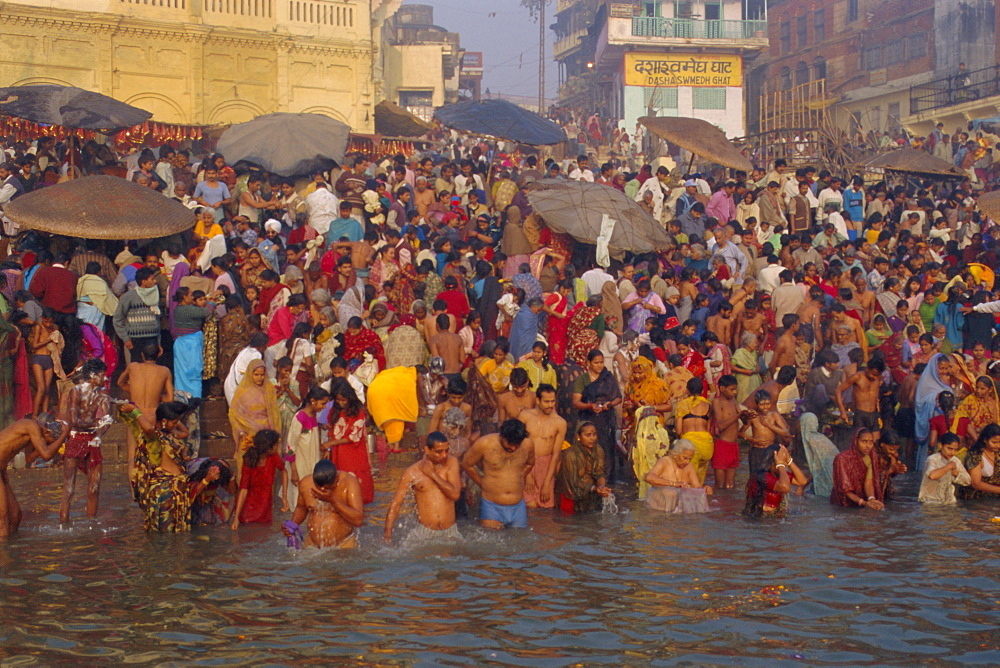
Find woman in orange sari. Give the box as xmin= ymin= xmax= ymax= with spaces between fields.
xmin=228 ymin=359 xmax=280 ymax=482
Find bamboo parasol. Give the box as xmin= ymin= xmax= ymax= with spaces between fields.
xmin=639 ymin=116 xmax=752 ymax=172
xmin=374 ymin=100 xmax=433 ymax=137
xmin=977 ymin=190 xmax=1000 ymax=221
xmin=857 ymin=148 xmax=963 ymax=177
xmin=3 ymin=176 xmax=195 ymax=239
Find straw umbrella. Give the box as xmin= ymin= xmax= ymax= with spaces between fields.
xmin=977 ymin=190 xmax=1000 ymax=221
xmin=639 ymin=116 xmax=753 ymax=173
xmin=374 ymin=100 xmax=433 ymax=137
xmin=3 ymin=176 xmax=195 ymax=239
xmin=857 ymin=148 xmax=964 ymax=177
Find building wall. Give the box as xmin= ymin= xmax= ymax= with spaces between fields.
xmin=623 ymin=84 xmax=744 ymax=137
xmin=383 ymin=43 xmax=447 ymax=108
xmin=0 ymin=0 xmax=382 ymax=130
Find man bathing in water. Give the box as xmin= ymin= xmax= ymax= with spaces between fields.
xmin=0 ymin=416 xmax=70 ymax=539
xmin=835 ymin=358 xmax=885 ymax=432
xmin=117 ymin=342 xmax=173 ymax=477
xmin=384 ymin=431 xmax=463 ymax=543
xmin=59 ymin=359 xmax=111 ymax=525
xmin=284 ymin=460 xmax=364 ymax=548
xmin=498 ymin=368 xmax=536 ymax=422
xmin=462 ymin=419 xmax=534 ymax=529
xmin=518 ymin=383 xmax=566 ymax=509
xmin=740 ymin=389 xmax=791 ymax=448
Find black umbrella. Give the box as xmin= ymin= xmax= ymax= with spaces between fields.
xmin=433 ymin=99 xmax=565 ymax=146
xmin=0 ymin=85 xmax=151 ymax=131
xmin=215 ymin=112 xmax=350 ymax=177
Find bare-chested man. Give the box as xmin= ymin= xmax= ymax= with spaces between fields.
xmin=769 ymin=313 xmax=799 ymax=377
xmin=58 ymin=359 xmax=111 ymax=525
xmin=423 ymin=299 xmax=457 ymax=344
xmin=733 ymin=299 xmax=766 ymax=351
xmin=518 ymin=383 xmax=567 ymax=509
xmin=284 ymin=460 xmax=364 ymax=548
xmin=498 ymin=367 xmax=536 ymax=423
xmin=384 ymin=431 xmax=462 ymax=543
xmin=428 ymin=313 xmax=465 ymax=375
xmin=117 ymin=341 xmax=173 ymax=476
xmin=796 ymin=285 xmax=826 ymax=350
xmin=429 ymin=377 xmax=472 ymax=438
xmin=462 ymin=418 xmax=534 ymax=529
xmin=0 ymin=416 xmax=69 ymax=539
xmin=710 ymin=375 xmax=746 ymax=489
xmin=835 ymin=358 xmax=884 ymax=433
xmin=706 ymin=301 xmax=734 ymax=349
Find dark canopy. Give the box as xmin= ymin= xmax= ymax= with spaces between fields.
xmin=0 ymin=85 xmax=151 ymax=132
xmin=215 ymin=112 xmax=350 ymax=177
xmin=434 ymin=99 xmax=565 ymax=146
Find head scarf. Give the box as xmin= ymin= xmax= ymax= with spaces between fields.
xmin=915 ymin=353 xmax=953 ymax=442
xmin=799 ymin=412 xmax=839 ymax=498
xmin=227 ymin=359 xmax=280 ymax=438
xmin=953 ymin=375 xmax=1000 ymax=434
xmin=629 ymin=356 xmax=670 ymax=408
xmin=338 ymin=285 xmax=365 ymax=328
xmin=167 ymin=261 xmax=191 ymax=332
xmin=600 ymin=280 xmax=623 ymax=335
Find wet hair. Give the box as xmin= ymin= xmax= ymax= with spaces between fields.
xmin=447 ymin=377 xmax=467 ymax=395
xmin=155 ymin=401 xmax=189 ymax=423
xmin=536 ymin=382 xmax=556 ymax=399
xmin=245 ymin=429 xmax=281 ymax=468
xmin=686 ymin=377 xmax=703 ymax=396
xmin=498 ymin=418 xmax=529 ymax=446
xmin=754 ymin=389 xmax=772 ymax=404
xmin=426 ymin=431 xmax=448 ymax=448
xmin=77 ymin=358 xmax=106 ymax=381
xmin=776 ymin=366 xmax=796 ymax=385
xmin=313 ymin=459 xmax=338 ymax=487
xmin=718 ymin=374 xmax=737 ymax=388
xmin=141 ymin=341 xmax=160 ymax=362
xmin=509 ymin=367 xmax=529 ymax=387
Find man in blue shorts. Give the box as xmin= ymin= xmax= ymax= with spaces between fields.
xmin=461 ymin=419 xmax=535 ymax=529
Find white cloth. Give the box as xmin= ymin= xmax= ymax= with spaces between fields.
xmin=321 ymin=374 xmax=367 ymax=405
xmin=197 ymin=233 xmax=227 ymax=273
xmin=569 ymin=167 xmax=594 ymax=183
xmin=635 ymin=178 xmax=666 ymax=221
xmin=596 ymin=214 xmax=615 ymax=268
xmin=305 ymin=187 xmax=340 ymax=237
xmin=224 ymin=347 xmax=263 ymax=404
xmin=758 ymin=264 xmax=783 ymax=295
xmin=581 ymin=268 xmax=614 ymax=295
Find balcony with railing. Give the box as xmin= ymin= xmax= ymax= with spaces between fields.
xmin=909 ymin=64 xmax=1000 ymax=115
xmin=631 ymin=17 xmax=766 ymax=40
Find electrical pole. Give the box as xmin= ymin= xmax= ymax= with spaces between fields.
xmin=539 ymin=0 xmax=545 ymax=113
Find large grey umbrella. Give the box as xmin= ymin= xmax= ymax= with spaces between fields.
xmin=434 ymin=99 xmax=565 ymax=146
xmin=3 ymin=176 xmax=195 ymax=240
xmin=215 ymin=112 xmax=350 ymax=176
xmin=526 ymin=180 xmax=671 ymax=259
xmin=0 ymin=85 xmax=151 ymax=131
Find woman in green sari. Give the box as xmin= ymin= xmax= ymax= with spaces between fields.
xmin=732 ymin=331 xmax=762 ymax=404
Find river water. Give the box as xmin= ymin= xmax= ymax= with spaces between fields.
xmin=2 ymin=465 xmax=999 ymax=665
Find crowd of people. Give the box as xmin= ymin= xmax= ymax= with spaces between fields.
xmin=1 ymin=129 xmax=1000 ymax=546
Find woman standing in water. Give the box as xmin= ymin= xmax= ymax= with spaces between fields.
xmin=325 ymin=379 xmax=373 ymax=504
xmin=831 ymin=429 xmax=884 ymax=510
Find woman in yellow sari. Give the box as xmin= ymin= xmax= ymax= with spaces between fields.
xmin=624 ymin=357 xmax=671 ymax=436
xmin=228 ymin=359 xmax=280 ymax=482
xmin=478 ymin=340 xmax=514 ymax=394
xmin=954 ymin=376 xmax=1000 ymax=448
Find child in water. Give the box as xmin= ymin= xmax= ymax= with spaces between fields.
xmin=918 ymin=433 xmax=971 ymax=504
xmin=740 ymin=389 xmax=791 ymax=448
xmin=231 ymin=429 xmax=284 ymax=530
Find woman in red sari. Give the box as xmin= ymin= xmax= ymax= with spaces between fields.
xmin=325 ymin=378 xmax=374 ymax=504
xmin=342 ymin=316 xmax=386 ymax=371
xmin=830 ymin=428 xmax=884 ymax=508
xmin=543 ymin=280 xmax=573 ymax=365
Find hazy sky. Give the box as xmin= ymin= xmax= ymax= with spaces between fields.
xmin=403 ymin=0 xmax=559 ymax=100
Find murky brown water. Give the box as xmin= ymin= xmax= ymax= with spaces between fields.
xmin=2 ymin=465 xmax=1000 ymax=665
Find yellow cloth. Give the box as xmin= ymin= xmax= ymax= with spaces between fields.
xmin=681 ymin=430 xmax=714 ymax=485
xmin=628 ymin=357 xmax=670 ymax=409
xmin=367 ymin=366 xmax=419 ymax=432
xmin=195 ymin=220 xmax=223 ymax=239
xmin=228 ymin=359 xmax=281 ymax=439
xmin=633 ymin=407 xmax=671 ymax=499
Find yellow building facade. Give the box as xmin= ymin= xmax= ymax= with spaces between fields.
xmin=0 ymin=0 xmax=402 ymax=130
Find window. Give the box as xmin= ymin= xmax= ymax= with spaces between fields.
xmin=909 ymin=34 xmax=927 ymax=59
xmin=848 ymin=0 xmax=858 ymax=23
xmin=780 ymin=66 xmax=792 ymax=90
xmin=643 ymin=87 xmax=678 ymax=109
xmin=813 ymin=56 xmax=827 ymax=80
xmin=813 ymin=9 xmax=825 ymax=42
xmin=888 ymin=102 xmax=900 ymax=123
xmin=796 ymin=15 xmax=808 ymax=48
xmin=862 ymin=46 xmax=883 ymax=71
xmin=885 ymin=40 xmax=905 ymax=66
xmin=779 ymin=21 xmax=790 ymax=53
xmin=693 ymin=88 xmax=727 ymax=109
xmin=795 ymin=61 xmax=810 ymax=86
xmin=674 ymin=1 xmax=692 ymax=18
xmin=399 ymin=90 xmax=434 ymax=107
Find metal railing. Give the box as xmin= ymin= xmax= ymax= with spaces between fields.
xmin=910 ymin=64 xmax=1000 ymax=115
xmin=631 ymin=17 xmax=767 ymax=40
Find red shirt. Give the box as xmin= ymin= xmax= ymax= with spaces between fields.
xmin=29 ymin=264 xmax=78 ymax=314
xmin=239 ymin=453 xmax=284 ymax=524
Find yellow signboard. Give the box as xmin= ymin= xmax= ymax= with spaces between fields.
xmin=625 ymin=52 xmax=742 ymax=87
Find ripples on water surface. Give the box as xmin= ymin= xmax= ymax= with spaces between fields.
xmin=2 ymin=468 xmax=1000 ymax=665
